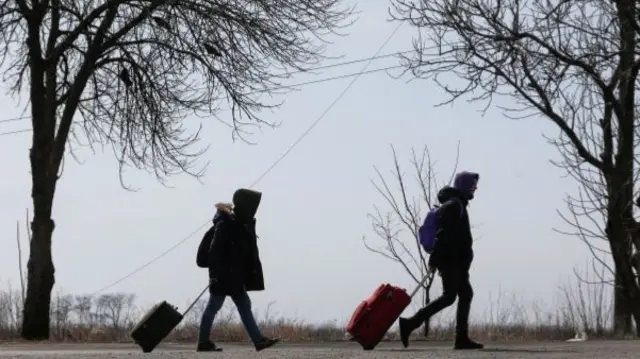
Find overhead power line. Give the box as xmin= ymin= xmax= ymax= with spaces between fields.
xmin=0 ymin=129 xmax=31 ymax=137
xmin=0 ymin=64 xmax=406 ymax=137
xmin=283 ymin=49 xmax=412 ymax=75
xmin=0 ymin=49 xmax=414 ymax=133
xmin=0 ymin=117 xmax=29 ymax=123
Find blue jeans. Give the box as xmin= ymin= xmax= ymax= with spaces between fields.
xmin=198 ymin=290 xmax=263 ymax=344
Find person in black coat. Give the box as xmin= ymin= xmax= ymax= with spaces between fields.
xmin=398 ymin=171 xmax=484 ymax=350
xmin=197 ymin=188 xmax=279 ymax=352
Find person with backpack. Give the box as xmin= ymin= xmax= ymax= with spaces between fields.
xmin=195 ymin=188 xmax=279 ymax=352
xmin=399 ymin=171 xmax=483 ymax=350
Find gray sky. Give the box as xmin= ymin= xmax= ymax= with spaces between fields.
xmin=0 ymin=1 xmax=600 ymax=325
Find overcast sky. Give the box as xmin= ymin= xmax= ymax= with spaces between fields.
xmin=0 ymin=1 xmax=603 ymax=325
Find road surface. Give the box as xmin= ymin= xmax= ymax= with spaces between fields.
xmin=0 ymin=341 xmax=638 ymax=358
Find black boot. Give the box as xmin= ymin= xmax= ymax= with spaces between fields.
xmin=453 ymin=289 xmax=481 ymax=350
xmin=196 ymin=340 xmax=223 ymax=352
xmin=454 ymin=334 xmax=483 ymax=350
xmin=254 ymin=337 xmax=279 ymax=351
xmin=399 ymin=317 xmax=419 ymax=348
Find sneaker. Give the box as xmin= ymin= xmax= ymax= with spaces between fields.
xmin=454 ymin=337 xmax=484 ymax=350
xmin=254 ymin=337 xmax=279 ymax=352
xmin=196 ymin=341 xmax=223 ymax=352
xmin=398 ymin=317 xmax=413 ymax=348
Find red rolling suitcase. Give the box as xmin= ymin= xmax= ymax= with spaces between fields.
xmin=346 ymin=273 xmax=433 ymax=350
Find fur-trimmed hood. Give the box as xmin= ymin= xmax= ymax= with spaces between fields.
xmin=215 ymin=202 xmax=233 ymax=215
xmin=213 ymin=202 xmax=233 ymax=224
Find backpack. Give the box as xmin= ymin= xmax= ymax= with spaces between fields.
xmin=418 ymin=198 xmax=464 ymax=255
xmin=196 ymin=225 xmax=216 ymax=268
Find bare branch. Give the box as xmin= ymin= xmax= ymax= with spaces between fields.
xmin=0 ymin=0 xmax=356 ymax=186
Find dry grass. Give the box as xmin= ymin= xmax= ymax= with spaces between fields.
xmin=0 ymin=271 xmax=631 ymax=344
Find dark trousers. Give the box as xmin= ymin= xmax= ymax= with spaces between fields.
xmin=409 ymin=265 xmax=473 ymax=336
xmin=198 ymin=290 xmax=263 ymax=344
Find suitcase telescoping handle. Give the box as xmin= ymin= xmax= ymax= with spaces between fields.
xmin=184 ymin=275 xmax=432 ymax=317
xmin=181 ymin=285 xmax=210 ymax=316
xmin=409 ymin=270 xmax=435 ymax=299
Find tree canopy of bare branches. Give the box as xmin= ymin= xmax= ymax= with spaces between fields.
xmin=364 ymin=144 xmax=459 ymax=335
xmin=0 ymin=0 xmax=354 ymax=340
xmin=389 ymin=0 xmax=640 ymax=335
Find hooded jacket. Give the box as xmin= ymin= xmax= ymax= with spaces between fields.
xmin=207 ymin=189 xmax=265 ymax=295
xmin=429 ymin=171 xmax=479 ymax=270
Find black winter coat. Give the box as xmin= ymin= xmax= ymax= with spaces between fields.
xmin=429 ymin=186 xmax=474 ymax=271
xmin=207 ymin=206 xmax=265 ymax=296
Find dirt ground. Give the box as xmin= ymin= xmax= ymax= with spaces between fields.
xmin=0 ymin=341 xmax=637 ymax=358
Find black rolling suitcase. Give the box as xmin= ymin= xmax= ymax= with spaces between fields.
xmin=130 ymin=286 xmax=208 ymax=353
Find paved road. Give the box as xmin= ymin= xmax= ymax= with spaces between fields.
xmin=0 ymin=341 xmax=638 ymax=358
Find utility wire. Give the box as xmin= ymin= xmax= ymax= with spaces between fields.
xmin=0 ymin=129 xmax=31 ymax=137
xmin=0 ymin=49 xmax=414 ymax=131
xmin=89 ymin=23 xmax=405 ymax=296
xmin=282 ymin=49 xmax=412 ymax=76
xmin=0 ymin=64 xmax=405 ymax=137
xmin=0 ymin=117 xmax=29 ymax=123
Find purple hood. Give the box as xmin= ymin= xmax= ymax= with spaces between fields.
xmin=453 ymin=171 xmax=479 ymax=199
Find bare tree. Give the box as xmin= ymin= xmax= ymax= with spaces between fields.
xmin=15 ymin=217 xmax=25 ymax=307
xmin=0 ymin=0 xmax=354 ymax=339
xmin=50 ymin=292 xmax=74 ymax=338
xmin=561 ymin=261 xmax=612 ymax=338
xmin=0 ymin=285 xmax=22 ymax=332
xmin=73 ymin=295 xmax=94 ymax=327
xmin=96 ymin=293 xmax=135 ymax=331
xmin=390 ymin=0 xmax=640 ymax=335
xmin=363 ymin=144 xmax=459 ymax=336
xmin=556 ymin=176 xmax=640 ymax=333
xmin=182 ymin=298 xmax=208 ymax=327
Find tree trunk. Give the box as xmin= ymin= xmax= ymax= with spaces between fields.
xmin=612 ymin=0 xmax=640 ymax=337
xmin=422 ymin=288 xmax=430 ymax=337
xmin=422 ymin=318 xmax=430 ymax=337
xmin=614 ymin=272 xmax=633 ymax=335
xmin=607 ymin=211 xmax=640 ymax=336
xmin=21 ymin=206 xmax=56 ymax=340
xmin=612 ymin=220 xmax=633 ymax=335
xmin=21 ymin=113 xmax=58 ymax=340
xmin=20 ymin=16 xmax=62 ymax=337
xmin=19 ymin=5 xmax=93 ymax=336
